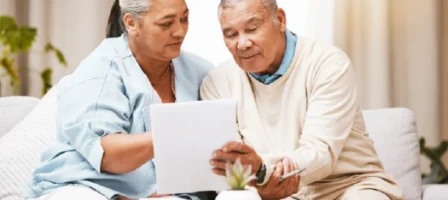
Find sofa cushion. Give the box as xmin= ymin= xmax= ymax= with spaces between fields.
xmin=363 ymin=108 xmax=422 ymax=200
xmin=0 ymin=87 xmax=58 ymax=200
xmin=0 ymin=96 xmax=40 ymax=138
xmin=422 ymin=184 xmax=448 ymax=200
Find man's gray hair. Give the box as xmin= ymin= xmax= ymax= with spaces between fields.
xmin=119 ymin=0 xmax=151 ymax=33
xmin=219 ymin=0 xmax=277 ymax=13
xmin=219 ymin=0 xmax=279 ymax=26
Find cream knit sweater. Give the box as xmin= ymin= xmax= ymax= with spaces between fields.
xmin=200 ymin=36 xmax=400 ymax=198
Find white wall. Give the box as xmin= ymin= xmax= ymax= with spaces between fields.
xmin=182 ymin=0 xmax=334 ymax=66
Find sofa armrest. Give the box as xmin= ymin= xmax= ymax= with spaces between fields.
xmin=422 ymin=184 xmax=448 ymax=200
xmin=0 ymin=96 xmax=40 ymax=138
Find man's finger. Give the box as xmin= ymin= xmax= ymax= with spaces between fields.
xmin=290 ymin=171 xmax=300 ymax=194
xmin=222 ymin=142 xmax=253 ymax=153
xmin=294 ymin=161 xmax=301 ymax=179
xmin=212 ymin=168 xmax=226 ymax=176
xmin=212 ymin=150 xmax=241 ymax=163
xmin=293 ymin=159 xmax=299 ymax=170
xmin=209 ymin=159 xmax=227 ymax=171
xmin=289 ymin=158 xmax=296 ymax=172
xmin=269 ymin=161 xmax=283 ymax=187
xmin=283 ymin=158 xmax=290 ymax=174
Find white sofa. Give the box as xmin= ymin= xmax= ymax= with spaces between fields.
xmin=0 ymin=86 xmax=447 ymax=200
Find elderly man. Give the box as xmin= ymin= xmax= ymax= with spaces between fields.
xmin=201 ymin=0 xmax=404 ymax=200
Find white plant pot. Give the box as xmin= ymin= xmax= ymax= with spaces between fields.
xmin=216 ymin=189 xmax=262 ymax=200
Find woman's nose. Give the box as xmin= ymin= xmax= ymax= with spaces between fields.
xmin=172 ymin=22 xmax=187 ymax=38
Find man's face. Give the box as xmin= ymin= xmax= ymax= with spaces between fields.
xmin=219 ymin=0 xmax=285 ymax=74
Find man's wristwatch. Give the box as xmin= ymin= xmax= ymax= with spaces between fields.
xmin=255 ymin=162 xmax=267 ymax=184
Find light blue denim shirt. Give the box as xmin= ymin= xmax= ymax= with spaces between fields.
xmin=23 ymin=34 xmax=213 ymax=199
xmin=250 ymin=29 xmax=298 ymax=84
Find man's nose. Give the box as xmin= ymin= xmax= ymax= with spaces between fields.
xmin=237 ymin=35 xmax=253 ymax=51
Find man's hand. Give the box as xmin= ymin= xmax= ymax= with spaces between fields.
xmin=256 ymin=158 xmax=300 ymax=200
xmin=210 ymin=142 xmax=263 ymax=176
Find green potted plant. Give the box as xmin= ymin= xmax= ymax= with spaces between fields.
xmin=0 ymin=15 xmax=67 ymax=96
xmin=216 ymin=159 xmax=261 ymax=200
xmin=420 ymin=138 xmax=448 ymax=184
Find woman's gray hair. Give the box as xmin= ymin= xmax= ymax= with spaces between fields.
xmin=119 ymin=0 xmax=151 ymax=32
xmin=218 ymin=0 xmax=279 ymax=27
xmin=106 ymin=0 xmax=151 ymax=37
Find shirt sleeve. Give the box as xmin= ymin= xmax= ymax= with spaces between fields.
xmin=57 ymin=65 xmax=131 ymax=173
xmin=259 ymin=52 xmax=358 ymax=186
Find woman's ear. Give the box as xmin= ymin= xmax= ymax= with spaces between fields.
xmin=123 ymin=13 xmax=138 ymax=37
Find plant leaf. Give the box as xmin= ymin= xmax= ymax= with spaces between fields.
xmin=225 ymin=162 xmax=232 ymax=178
xmin=45 ymin=42 xmax=67 ymax=66
xmin=235 ymin=159 xmax=243 ymax=175
xmin=55 ymin=49 xmax=67 ymax=66
xmin=40 ymin=67 xmax=52 ymax=95
xmin=243 ymin=165 xmax=252 ymax=181
xmin=0 ymin=16 xmax=17 ymax=31
xmin=240 ymin=175 xmax=257 ymax=189
xmin=0 ymin=16 xmax=36 ymax=53
xmin=225 ymin=176 xmax=238 ymax=190
xmin=44 ymin=42 xmax=54 ymax=52
xmin=0 ymin=56 xmax=20 ymax=93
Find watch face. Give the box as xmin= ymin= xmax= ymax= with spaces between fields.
xmin=256 ymin=164 xmax=267 ymax=183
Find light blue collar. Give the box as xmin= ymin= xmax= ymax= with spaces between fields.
xmin=250 ymin=29 xmax=298 ymax=85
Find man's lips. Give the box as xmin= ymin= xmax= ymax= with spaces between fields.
xmin=241 ymin=53 xmax=260 ymax=59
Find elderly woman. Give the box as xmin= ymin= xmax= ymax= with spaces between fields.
xmin=23 ymin=0 xmax=213 ymax=199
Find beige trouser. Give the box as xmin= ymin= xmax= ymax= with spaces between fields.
xmin=293 ymin=175 xmax=404 ymax=200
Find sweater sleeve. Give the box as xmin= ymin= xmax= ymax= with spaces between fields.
xmin=259 ymin=52 xmax=358 ymax=186
xmin=199 ymin=73 xmax=222 ymax=100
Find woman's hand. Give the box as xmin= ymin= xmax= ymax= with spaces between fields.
xmin=148 ymin=191 xmax=172 ymax=198
xmin=101 ymin=132 xmax=155 ymax=174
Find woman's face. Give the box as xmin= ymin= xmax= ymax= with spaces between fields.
xmin=127 ymin=0 xmax=189 ymax=61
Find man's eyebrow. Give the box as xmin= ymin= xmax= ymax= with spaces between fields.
xmin=221 ymin=15 xmax=264 ymax=34
xmin=222 ymin=27 xmax=233 ymax=34
xmin=160 ymin=8 xmax=189 ymax=20
xmin=246 ymin=16 xmax=263 ymax=25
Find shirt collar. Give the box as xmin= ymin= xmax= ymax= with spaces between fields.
xmin=250 ymin=29 xmax=298 ymax=84
xmin=274 ymin=29 xmax=298 ymax=76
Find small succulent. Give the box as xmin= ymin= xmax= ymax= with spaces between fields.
xmin=225 ymin=159 xmax=257 ymax=190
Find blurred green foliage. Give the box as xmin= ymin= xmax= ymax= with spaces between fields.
xmin=0 ymin=15 xmax=67 ymax=96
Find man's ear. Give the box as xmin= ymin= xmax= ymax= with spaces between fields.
xmin=123 ymin=13 xmax=138 ymax=36
xmin=276 ymin=8 xmax=287 ymax=32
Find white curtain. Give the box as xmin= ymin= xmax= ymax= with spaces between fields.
xmin=334 ymin=0 xmax=447 ymax=146
xmin=442 ymin=0 xmax=448 ymax=148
